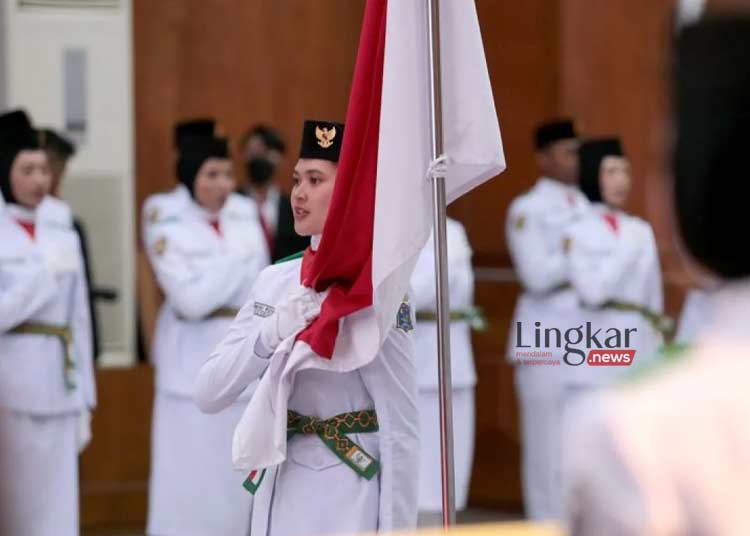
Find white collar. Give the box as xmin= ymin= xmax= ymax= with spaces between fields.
xmin=5 ymin=203 xmax=36 ymax=223
xmin=310 ymin=235 xmax=321 ymax=251
xmin=177 ymin=184 xmax=222 ymax=221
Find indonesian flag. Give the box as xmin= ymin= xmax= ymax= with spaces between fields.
xmin=233 ymin=0 xmax=504 ymax=473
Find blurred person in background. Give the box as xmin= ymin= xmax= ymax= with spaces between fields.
xmin=563 ymin=15 xmax=750 ymax=535
xmin=506 ymin=119 xmax=587 ymax=521
xmin=38 ymin=128 xmax=114 ymax=359
xmin=239 ymin=124 xmax=309 ymax=262
xmin=142 ymin=119 xmax=268 ymax=535
xmin=563 ymin=137 xmax=664 ymax=391
xmin=0 ymin=109 xmax=95 ymax=536
xmin=410 ymin=218 xmax=479 ymax=521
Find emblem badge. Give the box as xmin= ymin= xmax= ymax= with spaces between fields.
xmin=315 ymin=125 xmax=336 ymax=149
xmin=514 ymin=214 xmax=526 ymax=231
xmin=254 ymin=302 xmax=275 ymax=318
xmin=153 ymin=237 xmax=167 ymax=256
xmin=147 ymin=207 xmax=160 ymax=224
xmin=396 ymin=298 xmax=414 ymax=333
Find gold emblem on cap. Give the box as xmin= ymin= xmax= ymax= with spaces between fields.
xmin=37 ymin=130 xmax=47 ymax=147
xmin=315 ymin=125 xmax=336 ymax=149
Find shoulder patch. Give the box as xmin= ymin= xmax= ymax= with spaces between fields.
xmin=146 ymin=207 xmax=160 ymax=224
xmin=396 ymin=297 xmax=414 ymax=333
xmin=152 ymin=236 xmax=167 ymax=256
xmin=513 ymin=214 xmax=526 ymax=231
xmin=274 ymin=250 xmax=306 ymax=265
xmin=253 ymin=302 xmax=275 ymax=318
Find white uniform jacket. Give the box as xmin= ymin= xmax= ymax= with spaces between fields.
xmin=0 ymin=202 xmax=94 ymax=414
xmin=142 ymin=185 xmax=269 ymax=398
xmin=506 ymin=177 xmax=590 ymax=364
xmin=410 ymin=217 xmax=476 ymax=389
xmin=564 ymin=204 xmax=663 ymax=385
xmin=194 ymin=257 xmax=420 ymax=535
xmin=563 ymin=280 xmax=750 ymax=536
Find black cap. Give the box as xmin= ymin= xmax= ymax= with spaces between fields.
xmin=38 ymin=128 xmax=76 ymax=158
xmin=298 ymin=120 xmax=344 ymax=162
xmin=535 ymin=119 xmax=578 ymax=150
xmin=674 ymin=17 xmax=750 ymax=279
xmin=174 ymin=119 xmax=215 ymax=150
xmin=176 ymin=135 xmax=230 ymax=196
xmin=0 ymin=109 xmax=42 ymax=204
xmin=578 ymin=138 xmax=625 ymax=203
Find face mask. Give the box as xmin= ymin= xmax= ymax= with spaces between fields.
xmin=247 ymin=157 xmax=275 ymax=186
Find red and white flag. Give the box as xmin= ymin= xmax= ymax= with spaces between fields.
xmin=233 ymin=0 xmax=504 ymax=474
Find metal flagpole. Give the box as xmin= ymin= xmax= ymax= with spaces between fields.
xmin=426 ymin=0 xmax=456 ymax=528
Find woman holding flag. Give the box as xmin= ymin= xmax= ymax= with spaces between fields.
xmin=196 ymin=0 xmax=504 ymax=532
xmin=194 ymin=118 xmax=420 ymax=535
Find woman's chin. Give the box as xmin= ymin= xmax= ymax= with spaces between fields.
xmin=293 ymin=223 xmax=312 ymax=237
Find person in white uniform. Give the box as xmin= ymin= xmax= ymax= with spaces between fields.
xmin=563 ymin=16 xmax=750 ymax=535
xmin=564 ymin=138 xmax=664 ymax=390
xmin=506 ymin=119 xmax=588 ymax=521
xmin=143 ymin=119 xmax=268 ymax=536
xmin=411 ymin=218 xmax=477 ymax=514
xmin=194 ymin=119 xmax=419 ymax=536
xmin=0 ymin=109 xmax=95 ymax=536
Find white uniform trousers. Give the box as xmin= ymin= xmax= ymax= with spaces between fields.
xmin=514 ymin=365 xmax=568 ymax=522
xmin=0 ymin=408 xmax=79 ymax=536
xmin=147 ymin=393 xmax=252 ymax=536
xmin=417 ymin=387 xmax=475 ymax=512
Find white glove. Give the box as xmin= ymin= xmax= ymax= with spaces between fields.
xmin=255 ymin=287 xmax=324 ymax=358
xmin=77 ymin=409 xmax=92 ymax=454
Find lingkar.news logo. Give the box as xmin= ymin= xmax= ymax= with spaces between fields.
xmin=514 ymin=321 xmax=637 ymax=367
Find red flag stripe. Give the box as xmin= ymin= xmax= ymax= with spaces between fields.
xmin=297 ymin=0 xmax=388 ymax=359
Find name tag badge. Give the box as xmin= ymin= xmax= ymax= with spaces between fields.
xmin=254 ymin=302 xmax=275 ymax=318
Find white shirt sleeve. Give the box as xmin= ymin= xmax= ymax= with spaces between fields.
xmin=71 ymin=239 xmax=96 ymax=409
xmin=506 ymin=200 xmax=568 ymax=293
xmin=193 ymin=285 xmax=272 ymax=413
xmin=0 ymin=256 xmax=58 ymax=332
xmin=567 ymin=223 xmax=644 ymax=307
xmin=142 ymin=210 xmax=249 ymax=320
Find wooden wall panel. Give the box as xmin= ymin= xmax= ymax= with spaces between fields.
xmin=134 ymin=0 xmax=366 ymax=224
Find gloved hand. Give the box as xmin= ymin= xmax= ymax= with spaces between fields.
xmin=77 ymin=408 xmax=92 ymax=454
xmin=255 ymin=287 xmax=324 ymax=358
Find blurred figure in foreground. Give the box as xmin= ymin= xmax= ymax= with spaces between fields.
xmin=563 ymin=16 xmax=750 ymax=535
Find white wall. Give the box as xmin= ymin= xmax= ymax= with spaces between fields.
xmin=3 ymin=0 xmax=135 ymax=366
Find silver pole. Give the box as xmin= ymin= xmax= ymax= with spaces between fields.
xmin=426 ymin=0 xmax=456 ymax=528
